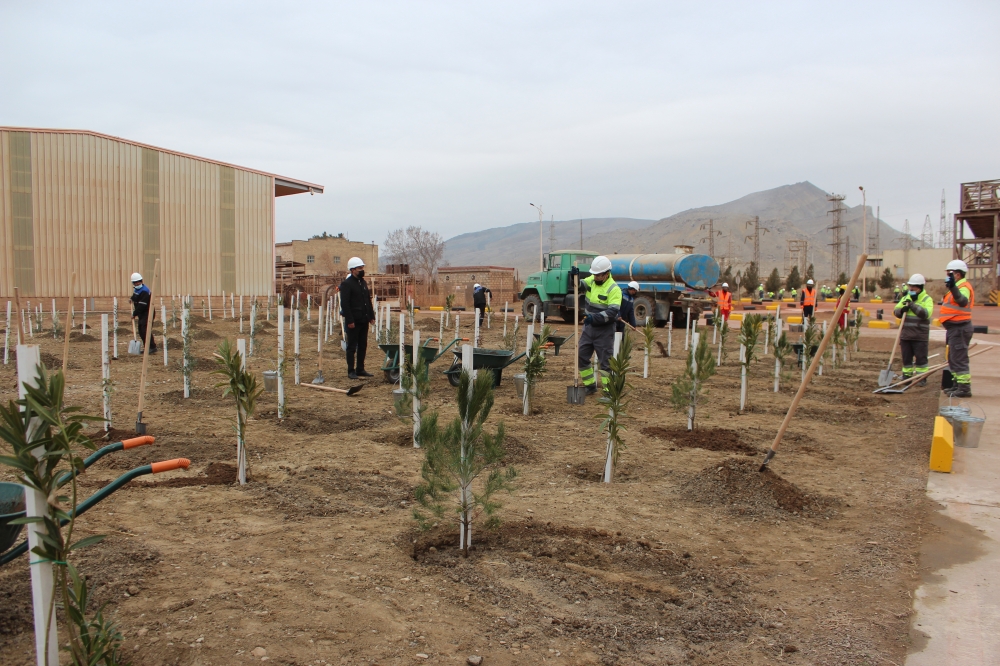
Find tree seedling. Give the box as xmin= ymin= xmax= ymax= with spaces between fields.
xmin=738 ymin=314 xmax=763 ymax=412
xmin=640 ymin=317 xmax=656 ymax=378
xmin=599 ymin=332 xmax=633 ymax=482
xmin=522 ymin=324 xmax=550 ymax=415
xmin=213 ymin=339 xmax=264 ymax=485
xmin=670 ymin=330 xmax=716 ymax=430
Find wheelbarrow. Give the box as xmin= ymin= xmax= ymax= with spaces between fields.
xmin=791 ymin=343 xmax=819 ymax=368
xmin=443 ymin=348 xmax=527 ymax=387
xmin=532 ymin=332 xmax=575 ymax=356
xmin=2 ymin=435 xmax=157 ymax=559
xmin=0 ymin=436 xmax=184 ymax=566
xmin=379 ymin=337 xmax=462 ymax=383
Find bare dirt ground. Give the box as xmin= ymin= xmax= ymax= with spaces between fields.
xmin=0 ymin=307 xmax=943 ymax=665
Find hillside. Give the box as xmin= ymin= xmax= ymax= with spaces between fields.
xmin=443 ymin=182 xmax=915 ymax=280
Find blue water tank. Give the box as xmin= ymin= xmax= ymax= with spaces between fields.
xmin=608 ymin=253 xmax=719 ymax=290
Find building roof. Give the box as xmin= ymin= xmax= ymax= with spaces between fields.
xmin=438 ymin=265 xmax=516 ymax=272
xmin=0 ymin=126 xmax=323 ymax=197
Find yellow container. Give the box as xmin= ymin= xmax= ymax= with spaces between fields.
xmin=787 ymin=316 xmax=803 ymax=324
xmin=428 ymin=306 xmax=444 ymax=311
xmin=929 ymin=416 xmax=954 ymax=473
xmin=740 ymin=298 xmax=752 ymax=303
xmin=868 ymin=320 xmax=891 ymax=329
xmin=782 ymin=298 xmax=795 ymax=302
xmin=932 ymin=318 xmax=941 ymax=327
xmin=765 ymin=305 xmax=779 ymax=311
xmin=729 ymin=313 xmax=744 ymax=321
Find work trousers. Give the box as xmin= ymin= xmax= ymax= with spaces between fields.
xmin=578 ymin=323 xmax=615 ymax=388
xmin=345 ymin=320 xmax=369 ymax=373
xmin=944 ymin=320 xmax=974 ymax=385
xmin=136 ymin=315 xmax=156 ymax=352
xmin=899 ymin=339 xmax=928 ymax=378
xmin=802 ymin=305 xmax=814 ymax=319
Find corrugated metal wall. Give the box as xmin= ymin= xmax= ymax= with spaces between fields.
xmin=0 ymin=130 xmax=274 ymax=298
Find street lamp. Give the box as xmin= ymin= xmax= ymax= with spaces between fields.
xmin=530 ymin=203 xmax=544 ymax=271
xmin=859 ymin=186 xmax=866 ymax=296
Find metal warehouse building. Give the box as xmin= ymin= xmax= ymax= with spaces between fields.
xmin=0 ymin=127 xmax=323 ymax=298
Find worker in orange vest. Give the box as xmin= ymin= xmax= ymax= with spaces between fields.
xmin=799 ymin=279 xmax=817 ymax=319
xmin=940 ymin=259 xmax=975 ymax=397
xmin=714 ymin=282 xmax=733 ymax=323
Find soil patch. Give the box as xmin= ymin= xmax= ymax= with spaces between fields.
xmin=683 ymin=457 xmax=834 ymax=517
xmin=137 ymin=462 xmax=237 ymax=488
xmin=85 ymin=427 xmax=139 ymax=443
xmin=191 ymin=328 xmax=220 ymax=340
xmin=273 ymin=410 xmax=380 ymax=435
xmin=641 ymin=426 xmax=758 ymax=454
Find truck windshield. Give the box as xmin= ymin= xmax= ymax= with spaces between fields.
xmin=549 ymin=254 xmax=562 ymax=269
xmin=572 ymin=255 xmax=593 ymax=268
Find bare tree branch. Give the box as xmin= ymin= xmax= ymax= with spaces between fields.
xmin=383 ymin=226 xmax=445 ymax=279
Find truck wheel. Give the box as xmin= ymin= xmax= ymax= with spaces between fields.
xmin=632 ymin=296 xmax=656 ymax=325
xmin=561 ymin=307 xmax=578 ymax=323
xmin=522 ymin=294 xmax=542 ymax=320
xmin=669 ymin=307 xmax=688 ymax=330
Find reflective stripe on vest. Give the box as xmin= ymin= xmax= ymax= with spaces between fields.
xmin=940 ymin=279 xmax=974 ymax=322
xmin=802 ymin=288 xmax=816 ymax=307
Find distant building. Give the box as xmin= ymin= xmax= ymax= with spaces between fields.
xmin=869 ymin=247 xmax=952 ymax=282
xmin=1 ymin=126 xmax=322 ymax=298
xmin=437 ymin=265 xmax=518 ymax=309
xmin=274 ymin=236 xmax=378 ymax=277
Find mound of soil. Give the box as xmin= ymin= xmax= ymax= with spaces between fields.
xmin=138 ymin=462 xmax=237 ymax=488
xmin=683 ymin=457 xmax=830 ymax=517
xmin=84 ymin=427 xmax=140 ymax=443
xmin=642 ymin=426 xmax=757 ymax=454
xmin=191 ymin=328 xmax=220 ymax=340
xmin=275 ymin=411 xmax=379 ymax=435
xmin=70 ymin=332 xmax=97 ymax=342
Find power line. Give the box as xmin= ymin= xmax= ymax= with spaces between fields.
xmin=743 ymin=216 xmax=769 ymax=269
xmin=699 ymin=219 xmax=721 ymax=260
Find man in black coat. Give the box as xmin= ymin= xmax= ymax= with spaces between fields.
xmin=130 ymin=271 xmax=157 ymax=353
xmin=339 ymin=257 xmax=376 ymax=379
xmin=473 ymin=283 xmax=491 ymax=326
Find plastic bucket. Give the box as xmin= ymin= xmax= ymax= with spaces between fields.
xmin=513 ymin=373 xmax=526 ymax=397
xmin=262 ymin=371 xmax=278 ymax=393
xmin=953 ymin=402 xmax=986 ymax=449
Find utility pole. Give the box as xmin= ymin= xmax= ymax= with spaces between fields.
xmin=580 ymin=218 xmax=584 ymax=250
xmin=530 ymin=203 xmax=544 ymax=270
xmin=938 ymin=189 xmax=952 ymax=249
xmin=859 ymin=187 xmax=867 ymax=294
xmin=921 ymin=215 xmax=935 ymax=248
xmin=743 ymin=216 xmax=769 ymax=270
xmin=699 ymin=219 xmax=721 ymax=260
xmin=549 ymin=217 xmax=556 ymax=253
xmin=901 ymin=219 xmax=914 ymax=279
xmin=725 ymin=231 xmax=737 ymax=271
xmin=826 ymin=194 xmax=846 ymax=281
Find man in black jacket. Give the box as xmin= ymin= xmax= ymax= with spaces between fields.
xmin=130 ymin=271 xmax=157 ymax=353
xmin=339 ymin=257 xmax=376 ymax=379
xmin=472 ymin=283 xmax=491 ymax=326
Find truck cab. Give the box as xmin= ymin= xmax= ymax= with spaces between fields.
xmin=520 ymin=250 xmax=597 ymax=322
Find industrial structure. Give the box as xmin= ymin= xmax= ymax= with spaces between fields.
xmin=954 ymin=179 xmax=1000 ymax=290
xmin=0 ymin=127 xmax=323 ymax=298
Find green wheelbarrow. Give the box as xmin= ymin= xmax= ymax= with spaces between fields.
xmin=443 ymin=348 xmax=527 ymax=387
xmin=533 ymin=332 xmax=575 ymax=356
xmin=379 ymin=337 xmax=463 ymax=383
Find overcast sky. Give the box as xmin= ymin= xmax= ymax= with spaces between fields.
xmin=2 ymin=1 xmax=998 ymax=244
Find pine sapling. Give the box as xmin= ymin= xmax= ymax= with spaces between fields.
xmin=715 ymin=311 xmax=730 ymax=366
xmin=413 ymin=369 xmax=516 ymax=556
xmin=670 ymin=330 xmax=716 ymax=430
xmin=640 ymin=317 xmax=656 ymax=378
xmin=738 ymin=314 xmax=763 ymax=412
xmin=599 ymin=332 xmax=633 ymax=482
xmin=772 ymin=330 xmax=792 ymax=392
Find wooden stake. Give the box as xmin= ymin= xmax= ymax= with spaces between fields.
xmin=761 ymin=254 xmax=866 ymax=469
xmin=136 ymin=259 xmax=160 ymax=434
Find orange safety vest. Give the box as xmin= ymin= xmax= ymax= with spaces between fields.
xmin=802 ymin=287 xmax=816 ymax=307
xmin=940 ymin=278 xmax=974 ymax=322
xmin=717 ymin=290 xmax=732 ymax=312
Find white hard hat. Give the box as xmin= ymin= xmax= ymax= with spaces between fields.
xmin=589 ymin=255 xmax=612 ymax=274
xmin=946 ymin=259 xmax=968 ymax=273
xmin=347 ymin=257 xmax=365 ymax=270
xmin=130 ymin=273 xmax=143 ymax=282
xmin=474 ymin=283 xmax=481 ymax=289
xmin=721 ymin=282 xmax=729 ymax=288
xmin=806 ymin=279 xmax=814 ymax=285
xmin=907 ymin=273 xmax=926 ymax=286
xmin=627 ymin=281 xmax=639 ymax=290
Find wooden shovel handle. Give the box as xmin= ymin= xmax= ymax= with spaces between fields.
xmin=886 ymin=312 xmax=906 ymax=370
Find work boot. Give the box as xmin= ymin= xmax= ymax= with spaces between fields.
xmin=348 ymin=371 xmax=359 ymax=380
xmin=950 ymin=383 xmax=972 ymax=398
xmin=585 ymin=385 xmax=598 ymax=395
xmin=357 ymin=370 xmax=374 ymax=377
xmin=916 ymin=378 xmax=927 ymax=387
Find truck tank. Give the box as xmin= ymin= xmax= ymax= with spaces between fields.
xmin=608 ymin=253 xmax=719 ymax=290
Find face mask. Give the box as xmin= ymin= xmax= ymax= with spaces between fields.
xmin=356 ymin=270 xmax=365 ymax=278
xmin=594 ymin=272 xmax=608 ymax=285
xmin=909 ymin=290 xmax=918 ymax=297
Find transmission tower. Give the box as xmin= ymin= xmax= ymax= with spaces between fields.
xmin=901 ymin=219 xmax=914 ymax=250
xmin=549 ymin=219 xmax=557 ymax=252
xmin=938 ymin=189 xmax=952 ymax=248
xmin=699 ymin=219 xmax=721 ymax=259
xmin=743 ymin=216 xmax=769 ymax=269
xmin=724 ymin=231 xmax=737 ymax=270
xmin=786 ymin=239 xmax=808 ymax=274
xmin=921 ymin=215 xmax=935 ymax=248
xmin=826 ymin=194 xmax=847 ymax=281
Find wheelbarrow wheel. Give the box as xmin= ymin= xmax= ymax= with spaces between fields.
xmin=447 ymin=359 xmax=462 ymax=387
xmin=384 ymin=368 xmax=401 ymax=383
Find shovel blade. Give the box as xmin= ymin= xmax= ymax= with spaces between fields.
xmin=877 ymin=369 xmax=894 ymax=387
xmin=346 ymin=384 xmax=364 ymax=396
xmin=128 ymin=341 xmax=142 ymax=355
xmin=566 ymin=385 xmax=587 ymax=405
xmin=312 ymin=371 xmax=325 ymax=385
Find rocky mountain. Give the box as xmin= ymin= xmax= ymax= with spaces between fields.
xmin=443 ymin=182 xmax=916 ymax=281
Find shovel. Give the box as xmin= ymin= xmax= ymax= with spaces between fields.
xmin=567 ymin=274 xmax=587 ymax=405
xmin=878 ymin=312 xmax=905 ymax=386
xmin=128 ymin=319 xmax=142 ymax=355
xmin=301 ymin=382 xmax=364 ymax=396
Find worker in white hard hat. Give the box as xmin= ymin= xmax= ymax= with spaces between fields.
xmin=800 ymin=279 xmax=817 ymax=319
xmin=616 ymin=281 xmax=640 ymax=333
xmin=129 ymin=271 xmax=157 ymax=353
xmin=713 ymin=282 xmax=733 ymax=324
xmin=940 ymin=259 xmax=975 ymax=397
xmin=893 ymin=274 xmax=934 ymax=385
xmin=338 ymin=257 xmax=376 ymax=380
xmin=472 ymin=282 xmax=492 ymax=326
xmin=569 ymin=255 xmax=622 ymax=394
